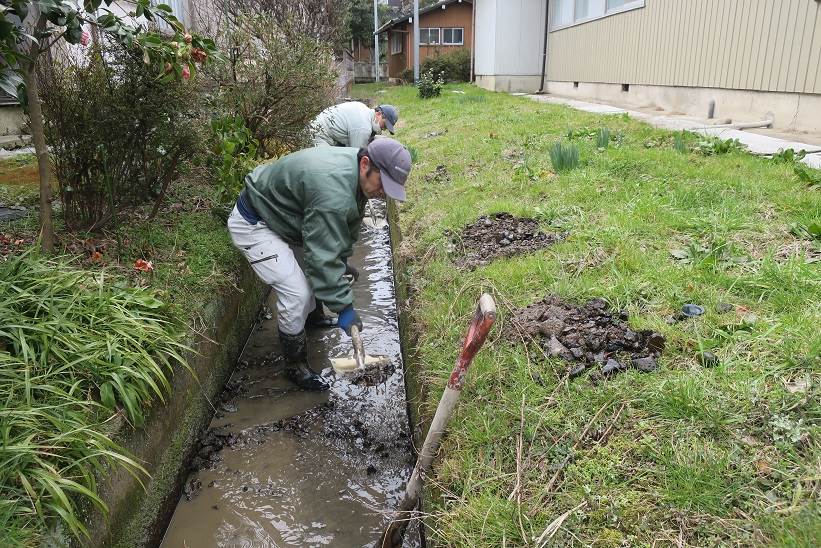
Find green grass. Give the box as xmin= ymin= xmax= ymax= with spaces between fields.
xmin=353 ymin=83 xmax=821 ymax=546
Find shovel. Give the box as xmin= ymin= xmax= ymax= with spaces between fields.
xmin=379 ymin=293 xmax=497 ymax=548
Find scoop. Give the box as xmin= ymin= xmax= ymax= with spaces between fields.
xmin=330 ymin=325 xmax=393 ymax=385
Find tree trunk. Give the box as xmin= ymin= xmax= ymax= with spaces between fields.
xmin=24 ymin=60 xmax=54 ymax=253
xmin=23 ymin=10 xmax=53 ymax=252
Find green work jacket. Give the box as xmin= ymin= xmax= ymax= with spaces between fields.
xmin=244 ymin=147 xmax=366 ymax=312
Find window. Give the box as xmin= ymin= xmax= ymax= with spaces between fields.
xmin=420 ymin=28 xmax=440 ymax=45
xmin=442 ymin=27 xmax=464 ymax=45
xmin=552 ymin=0 xmax=644 ymax=30
xmin=391 ymin=32 xmax=403 ymax=54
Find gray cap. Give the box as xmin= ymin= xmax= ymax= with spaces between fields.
xmin=367 ymin=137 xmax=411 ymax=202
xmin=376 ymin=104 xmax=399 ymax=134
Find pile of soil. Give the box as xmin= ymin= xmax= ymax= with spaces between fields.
xmin=424 ymin=165 xmax=451 ymax=185
xmin=452 ymin=212 xmax=564 ymax=269
xmin=505 ymin=295 xmax=665 ymax=380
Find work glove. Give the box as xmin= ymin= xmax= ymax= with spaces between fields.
xmin=337 ymin=305 xmax=363 ymax=336
xmin=344 ymin=262 xmax=360 ymax=282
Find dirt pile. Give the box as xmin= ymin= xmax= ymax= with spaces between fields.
xmin=424 ymin=164 xmax=451 ymax=185
xmin=505 ymin=296 xmax=665 ymax=380
xmin=452 ymin=212 xmax=564 ymax=269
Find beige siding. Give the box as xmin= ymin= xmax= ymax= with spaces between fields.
xmin=547 ymin=0 xmax=821 ymax=94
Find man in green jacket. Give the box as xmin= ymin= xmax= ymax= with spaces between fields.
xmin=227 ymin=138 xmax=412 ymax=391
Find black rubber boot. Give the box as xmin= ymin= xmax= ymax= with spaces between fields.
xmin=305 ymin=298 xmax=337 ymax=328
xmin=278 ymin=329 xmax=329 ymax=391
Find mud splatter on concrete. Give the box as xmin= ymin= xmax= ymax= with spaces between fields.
xmin=505 ymin=295 xmax=665 ymax=380
xmin=451 ymin=212 xmax=565 ymax=269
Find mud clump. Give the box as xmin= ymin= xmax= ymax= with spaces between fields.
xmin=452 ymin=212 xmax=564 ymax=269
xmin=424 ymin=164 xmax=451 ymax=185
xmin=505 ymin=295 xmax=665 ymax=380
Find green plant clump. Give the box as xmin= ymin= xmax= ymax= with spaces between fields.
xmin=0 ymin=253 xmax=187 ymax=544
xmin=695 ymin=136 xmax=746 ymax=156
xmin=211 ymin=115 xmax=260 ymax=205
xmin=549 ymin=141 xmax=580 ymax=172
xmin=596 ymin=127 xmax=611 ymax=149
xmin=417 ymin=69 xmax=445 ymax=99
xmin=421 ymin=48 xmax=471 ymax=82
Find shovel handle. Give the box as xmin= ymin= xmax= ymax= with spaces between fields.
xmin=448 ymin=293 xmax=496 ymax=390
xmin=380 ymin=293 xmax=496 ymax=548
xmin=351 ymin=324 xmax=366 ymax=370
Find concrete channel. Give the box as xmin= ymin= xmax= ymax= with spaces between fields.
xmin=159 ymin=203 xmax=422 ymax=547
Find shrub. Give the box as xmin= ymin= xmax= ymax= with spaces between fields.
xmin=38 ymin=41 xmax=199 ymax=231
xmin=211 ymin=116 xmax=260 ymax=205
xmin=421 ymin=48 xmax=470 ymax=82
xmin=549 ymin=141 xmax=580 ymax=173
xmin=418 ymin=69 xmax=445 ymax=99
xmin=399 ymin=68 xmax=415 ymax=83
xmin=204 ymin=13 xmax=340 ymax=155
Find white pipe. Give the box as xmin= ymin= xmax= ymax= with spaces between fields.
xmin=373 ymin=0 xmax=380 ymax=82
xmin=413 ymin=0 xmax=420 ymax=81
xmin=691 ymin=119 xmax=773 ymax=131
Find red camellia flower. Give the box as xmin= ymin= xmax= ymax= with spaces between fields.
xmin=181 ymin=65 xmax=191 ymax=80
xmin=134 ymin=259 xmax=154 ymax=272
xmin=184 ymin=33 xmax=192 ymax=44
xmin=80 ymin=30 xmax=90 ymax=47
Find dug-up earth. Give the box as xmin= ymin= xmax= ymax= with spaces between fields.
xmin=451 ymin=212 xmax=565 ymax=269
xmin=505 ymin=295 xmax=666 ymax=380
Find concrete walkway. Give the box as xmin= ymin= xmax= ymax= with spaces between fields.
xmin=525 ymin=94 xmax=821 ymax=169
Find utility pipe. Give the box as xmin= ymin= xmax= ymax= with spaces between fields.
xmin=690 ymin=119 xmax=773 ymax=131
xmin=413 ymin=0 xmax=420 ymax=81
xmin=538 ymin=0 xmax=550 ymax=93
xmin=469 ymin=0 xmax=476 ymax=82
xmin=373 ymin=0 xmax=380 ymax=82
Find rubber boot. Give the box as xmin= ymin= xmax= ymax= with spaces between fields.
xmin=278 ymin=329 xmax=329 ymax=391
xmin=305 ymin=298 xmax=337 ymax=328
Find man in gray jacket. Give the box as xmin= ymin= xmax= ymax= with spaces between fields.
xmin=310 ymin=102 xmax=399 ymax=149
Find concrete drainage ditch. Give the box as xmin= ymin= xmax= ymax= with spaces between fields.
xmin=159 ymin=202 xmax=422 ymax=547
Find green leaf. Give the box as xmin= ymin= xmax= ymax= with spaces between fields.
xmin=100 ymin=382 xmax=116 ymax=410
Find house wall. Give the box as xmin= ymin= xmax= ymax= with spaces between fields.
xmin=473 ymin=0 xmax=547 ymax=92
xmin=473 ymin=0 xmax=497 ymax=75
xmin=386 ymin=2 xmax=474 ymax=78
xmin=547 ymin=0 xmax=821 ymax=95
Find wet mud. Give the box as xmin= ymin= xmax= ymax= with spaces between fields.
xmin=452 ymin=212 xmax=564 ymax=269
xmin=161 ymin=203 xmax=419 ymax=547
xmin=505 ymin=296 xmax=665 ymax=380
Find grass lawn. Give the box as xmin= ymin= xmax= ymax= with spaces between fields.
xmin=352 ymin=83 xmax=820 ymax=546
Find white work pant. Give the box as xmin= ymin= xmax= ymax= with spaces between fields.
xmin=227 ymin=206 xmax=315 ymax=335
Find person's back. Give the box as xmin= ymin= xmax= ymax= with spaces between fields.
xmin=310 ymin=101 xmax=376 ymax=148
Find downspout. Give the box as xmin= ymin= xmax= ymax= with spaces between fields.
xmin=538 ymin=0 xmax=550 ymax=93
xmin=470 ymin=0 xmax=476 ymax=82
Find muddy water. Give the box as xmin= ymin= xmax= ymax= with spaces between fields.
xmin=160 ymin=205 xmax=420 ymax=547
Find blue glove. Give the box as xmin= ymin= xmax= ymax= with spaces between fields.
xmin=337 ymin=305 xmax=363 ymax=336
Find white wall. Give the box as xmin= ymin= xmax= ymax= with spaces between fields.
xmin=493 ymin=0 xmax=546 ymax=76
xmin=474 ymin=0 xmax=547 ymax=79
xmin=473 ymin=0 xmax=498 ymax=75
